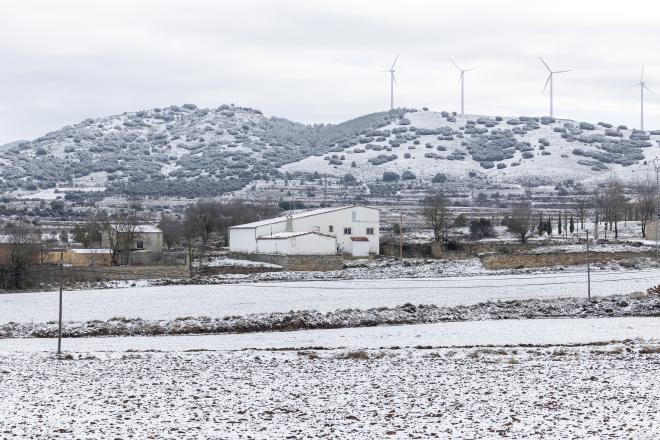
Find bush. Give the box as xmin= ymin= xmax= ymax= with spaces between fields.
xmin=382 ymin=171 xmax=400 ymax=182
xmin=401 ymin=170 xmax=416 ymax=180
xmin=343 ymin=173 xmax=356 ymax=184
xmin=432 ymin=173 xmax=447 ymax=183
xmin=469 ymin=218 xmax=495 ymax=240
xmin=453 ymin=213 xmax=468 ymax=227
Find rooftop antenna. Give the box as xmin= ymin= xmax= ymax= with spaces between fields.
xmin=629 ymin=63 xmax=653 ymax=131
xmin=540 ymin=57 xmax=571 ymax=118
xmin=450 ymin=59 xmax=473 ymax=115
xmin=380 ymin=54 xmax=398 ymax=110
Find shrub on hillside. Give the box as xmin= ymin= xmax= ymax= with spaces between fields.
xmin=469 ymin=218 xmax=495 ymax=240
xmin=382 ymin=171 xmax=400 ymax=182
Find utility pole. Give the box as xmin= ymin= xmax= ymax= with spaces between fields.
xmin=586 ymin=231 xmax=592 ymax=300
xmin=654 ymin=159 xmax=660 ymax=256
xmin=399 ymin=212 xmax=403 ymax=261
xmin=57 ymin=250 xmax=63 ymax=355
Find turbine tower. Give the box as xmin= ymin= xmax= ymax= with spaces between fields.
xmin=540 ymin=57 xmax=571 ymax=118
xmin=629 ymin=64 xmax=652 ymax=131
xmin=381 ymin=54 xmax=398 ymax=110
xmin=450 ymin=59 xmax=473 ymax=115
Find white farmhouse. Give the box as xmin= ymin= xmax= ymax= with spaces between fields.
xmin=229 ymin=205 xmax=379 ymax=257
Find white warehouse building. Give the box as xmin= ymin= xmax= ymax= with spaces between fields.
xmin=229 ymin=205 xmax=380 ymax=257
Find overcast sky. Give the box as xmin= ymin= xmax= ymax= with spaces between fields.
xmin=1 ymin=0 xmax=660 ymax=144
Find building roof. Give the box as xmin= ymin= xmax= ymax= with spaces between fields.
xmin=257 ymin=231 xmax=334 ymax=240
xmin=69 ymin=248 xmax=112 ymax=254
xmin=350 ymin=236 xmax=370 ymax=242
xmin=230 ymin=205 xmax=379 ymax=230
xmin=111 ymin=224 xmax=162 ymax=233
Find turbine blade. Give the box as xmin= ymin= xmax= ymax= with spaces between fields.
xmin=641 ymin=63 xmax=645 ymax=82
xmin=450 ymin=58 xmax=461 ymax=72
xmin=554 ymin=69 xmax=572 ymax=74
xmin=628 ymin=82 xmax=641 ymax=89
xmin=539 ymin=56 xmax=551 ymax=72
xmin=391 ymin=54 xmax=399 ymax=70
xmin=543 ymin=74 xmax=551 ymax=92
xmin=392 ymin=73 xmax=398 ymax=86
xmin=464 ymin=68 xmax=475 ymax=72
xmin=643 ymin=84 xmax=653 ymax=95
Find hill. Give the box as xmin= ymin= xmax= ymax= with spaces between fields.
xmin=0 ymin=104 xmax=406 ymax=197
xmin=1 ymin=105 xmax=659 ymax=200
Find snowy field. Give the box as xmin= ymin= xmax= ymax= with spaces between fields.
xmin=2 ymin=316 xmax=658 ymax=352
xmin=1 ymin=341 xmax=658 ymax=439
xmin=2 ymin=270 xmax=658 ymax=324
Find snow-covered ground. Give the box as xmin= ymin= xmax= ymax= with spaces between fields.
xmin=1 ymin=340 xmax=658 ymax=439
xmin=2 ymin=316 xmax=658 ymax=352
xmin=2 ymin=270 xmax=658 ymax=325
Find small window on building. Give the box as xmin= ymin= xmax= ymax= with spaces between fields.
xmin=136 ymin=240 xmax=144 ymax=249
xmin=329 ymin=225 xmax=334 ymax=233
xmin=366 ymin=228 xmax=374 ymax=235
xmin=343 ymin=227 xmax=352 ymax=235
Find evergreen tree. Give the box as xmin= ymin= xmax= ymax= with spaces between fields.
xmin=569 ymin=215 xmax=574 ymax=233
xmin=558 ymin=215 xmax=562 ymax=235
xmin=546 ymin=216 xmax=552 ymax=235
xmin=537 ymin=213 xmax=545 ymax=236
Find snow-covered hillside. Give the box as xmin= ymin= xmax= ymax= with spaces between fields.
xmin=0 ymin=104 xmax=405 ymax=197
xmin=2 ymin=105 xmax=659 ymax=199
xmin=281 ymin=111 xmax=660 ymax=187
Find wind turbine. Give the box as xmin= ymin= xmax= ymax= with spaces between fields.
xmin=450 ymin=59 xmax=473 ymax=115
xmin=381 ymin=54 xmax=398 ymax=110
xmin=629 ymin=64 xmax=652 ymax=131
xmin=540 ymin=57 xmax=571 ymax=118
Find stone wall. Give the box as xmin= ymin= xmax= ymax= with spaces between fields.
xmin=228 ymin=253 xmax=344 ymax=271
xmin=481 ymin=251 xmax=655 ymax=270
xmin=380 ymin=242 xmax=433 ymax=258
xmin=197 ymin=265 xmax=283 ymax=276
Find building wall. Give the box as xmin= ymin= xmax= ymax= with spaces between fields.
xmin=648 ymin=221 xmax=659 ymax=241
xmin=229 ymin=228 xmax=258 ymax=253
xmin=350 ymin=240 xmax=371 ymax=257
xmin=44 ymin=251 xmax=112 ymax=267
xmin=254 ymin=207 xmax=380 ymax=254
xmin=256 ymin=234 xmax=337 ymax=255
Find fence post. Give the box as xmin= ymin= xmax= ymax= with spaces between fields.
xmin=57 ymin=250 xmax=63 ymax=354
xmin=586 ymin=230 xmax=591 ymax=301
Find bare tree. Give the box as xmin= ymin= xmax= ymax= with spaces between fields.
xmin=503 ymin=202 xmax=536 ymax=244
xmin=119 ymin=198 xmax=143 ymax=265
xmin=158 ymin=214 xmax=183 ymax=251
xmin=96 ymin=198 xmax=143 ymax=265
xmin=422 ymin=194 xmax=451 ymax=243
xmin=573 ymin=190 xmax=591 ymax=230
xmin=633 ymin=177 xmax=657 ymax=238
xmin=96 ymin=209 xmax=122 ymax=265
xmin=0 ymin=223 xmax=43 ymax=289
xmin=601 ymin=177 xmax=626 ymax=239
